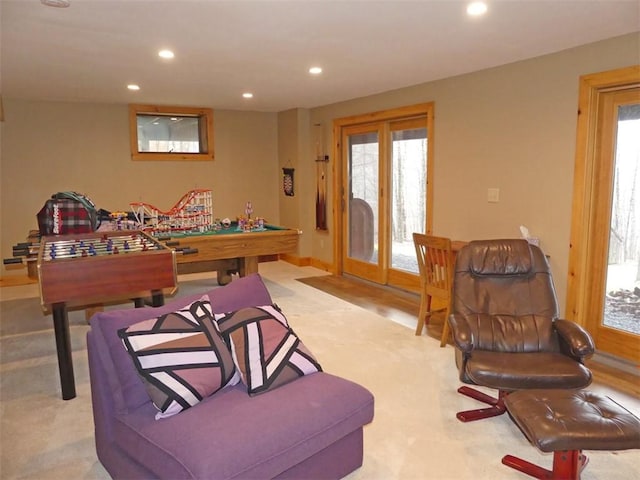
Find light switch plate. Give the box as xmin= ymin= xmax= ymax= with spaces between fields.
xmin=487 ymin=188 xmax=500 ymax=203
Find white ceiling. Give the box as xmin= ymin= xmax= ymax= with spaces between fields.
xmin=2 ymin=0 xmax=639 ymax=112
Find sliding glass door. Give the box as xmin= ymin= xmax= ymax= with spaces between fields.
xmin=343 ymin=123 xmax=384 ymax=283
xmin=389 ymin=119 xmax=428 ymax=276
xmin=591 ymin=88 xmax=640 ymax=361
xmin=341 ymin=112 xmax=430 ymax=290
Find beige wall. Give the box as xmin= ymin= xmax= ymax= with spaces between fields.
xmin=303 ymin=32 xmax=639 ymax=310
xmin=277 ymin=108 xmax=314 ymax=256
xmin=0 ymin=102 xmax=280 ymax=272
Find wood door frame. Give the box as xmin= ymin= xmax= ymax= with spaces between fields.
xmin=331 ymin=103 xmax=434 ymax=289
xmin=565 ymin=65 xmax=640 ymax=363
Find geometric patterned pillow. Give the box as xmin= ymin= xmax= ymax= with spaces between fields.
xmin=214 ymin=304 xmax=322 ymax=396
xmin=118 ymin=296 xmax=238 ymax=419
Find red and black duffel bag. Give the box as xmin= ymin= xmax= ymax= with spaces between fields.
xmin=37 ymin=191 xmax=100 ymax=235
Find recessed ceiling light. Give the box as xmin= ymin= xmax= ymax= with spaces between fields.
xmin=158 ymin=49 xmax=175 ymax=59
xmin=41 ymin=0 xmax=70 ymax=7
xmin=309 ymin=66 xmax=323 ymax=75
xmin=242 ymin=93 xmax=254 ymax=99
xmin=127 ymin=84 xmax=140 ymax=91
xmin=467 ymin=2 xmax=488 ymax=16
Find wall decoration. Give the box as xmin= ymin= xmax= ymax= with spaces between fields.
xmin=283 ymin=167 xmax=295 ymax=196
xmin=315 ymin=156 xmax=328 ymax=230
xmin=314 ymin=123 xmax=328 ymax=230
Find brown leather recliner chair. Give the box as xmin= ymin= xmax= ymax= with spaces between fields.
xmin=448 ymin=239 xmax=595 ymax=422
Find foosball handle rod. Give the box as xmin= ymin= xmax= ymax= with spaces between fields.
xmin=3 ymin=257 xmax=24 ymax=265
xmin=176 ymin=247 xmax=198 ymax=255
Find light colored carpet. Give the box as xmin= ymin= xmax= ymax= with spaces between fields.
xmin=1 ymin=261 xmax=639 ymax=479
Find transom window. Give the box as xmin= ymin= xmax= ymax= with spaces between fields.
xmin=128 ymin=104 xmax=214 ymax=161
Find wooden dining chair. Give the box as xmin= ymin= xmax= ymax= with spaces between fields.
xmin=412 ymin=233 xmax=453 ymax=347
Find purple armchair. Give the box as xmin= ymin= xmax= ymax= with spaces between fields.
xmin=87 ymin=274 xmax=375 ymax=479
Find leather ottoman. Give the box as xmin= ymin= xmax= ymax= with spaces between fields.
xmin=502 ymin=389 xmax=640 ymax=479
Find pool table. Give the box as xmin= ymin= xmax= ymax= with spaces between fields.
xmin=158 ymin=224 xmax=301 ymax=284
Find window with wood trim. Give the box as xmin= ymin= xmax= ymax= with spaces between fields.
xmin=129 ymin=104 xmax=214 ymax=161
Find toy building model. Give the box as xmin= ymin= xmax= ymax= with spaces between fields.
xmin=130 ymin=189 xmax=213 ymax=234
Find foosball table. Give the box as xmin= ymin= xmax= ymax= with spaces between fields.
xmin=37 ymin=231 xmax=177 ymax=400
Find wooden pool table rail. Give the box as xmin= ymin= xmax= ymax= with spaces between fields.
xmin=160 ymin=226 xmax=301 ymax=284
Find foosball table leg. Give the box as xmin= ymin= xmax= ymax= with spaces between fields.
xmin=52 ymin=303 xmax=76 ymax=400
xmin=132 ymin=291 xmax=165 ymax=308
xmin=151 ymin=290 xmax=165 ymax=307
